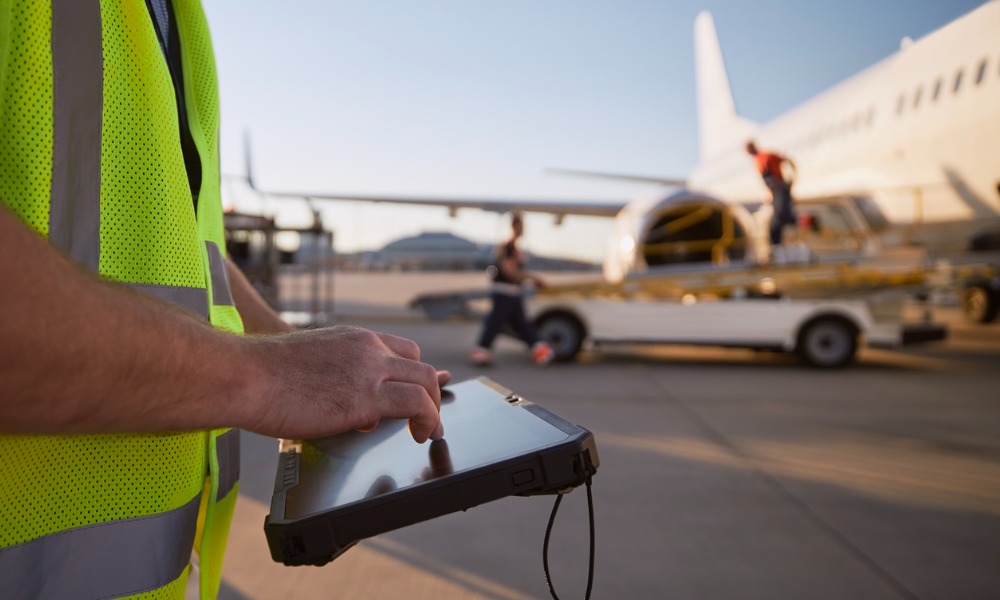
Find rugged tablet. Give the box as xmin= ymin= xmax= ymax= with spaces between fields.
xmin=264 ymin=376 xmax=599 ymax=566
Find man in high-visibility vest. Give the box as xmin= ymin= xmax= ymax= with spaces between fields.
xmin=0 ymin=1 xmax=447 ymax=598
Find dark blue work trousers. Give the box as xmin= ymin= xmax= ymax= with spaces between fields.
xmin=768 ymin=181 xmax=796 ymax=245
xmin=477 ymin=292 xmax=539 ymax=349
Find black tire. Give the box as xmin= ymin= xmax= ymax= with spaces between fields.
xmin=535 ymin=313 xmax=585 ymax=362
xmin=963 ymin=284 xmax=1000 ymax=324
xmin=796 ymin=317 xmax=858 ymax=368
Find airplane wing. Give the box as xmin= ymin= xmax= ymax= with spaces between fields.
xmin=546 ymin=167 xmax=686 ymax=187
xmin=253 ymin=187 xmax=627 ymax=218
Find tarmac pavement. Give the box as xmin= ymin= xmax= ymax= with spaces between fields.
xmin=219 ymin=273 xmax=1000 ymax=599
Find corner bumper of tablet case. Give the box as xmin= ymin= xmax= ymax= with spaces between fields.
xmin=517 ymin=433 xmax=599 ymax=497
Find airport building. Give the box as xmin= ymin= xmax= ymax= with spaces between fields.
xmin=354 ymin=231 xmax=493 ymax=272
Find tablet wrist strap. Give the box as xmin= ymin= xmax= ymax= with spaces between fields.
xmin=542 ymin=472 xmax=596 ymax=600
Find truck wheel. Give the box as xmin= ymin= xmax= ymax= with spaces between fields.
xmin=963 ymin=284 xmax=1000 ymax=324
xmin=796 ymin=317 xmax=858 ymax=368
xmin=536 ymin=313 xmax=584 ymax=362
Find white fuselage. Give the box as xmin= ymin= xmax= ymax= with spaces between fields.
xmin=688 ymin=1 xmax=1000 ymax=253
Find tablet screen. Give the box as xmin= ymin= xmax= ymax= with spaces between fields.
xmin=283 ymin=379 xmax=572 ymax=519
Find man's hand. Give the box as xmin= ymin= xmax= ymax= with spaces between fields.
xmin=241 ymin=326 xmax=446 ymax=443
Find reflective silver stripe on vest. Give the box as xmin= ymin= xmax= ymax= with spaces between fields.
xmin=0 ymin=493 xmax=200 ymax=600
xmin=205 ymin=241 xmax=235 ymax=306
xmin=48 ymin=0 xmax=103 ymax=271
xmin=215 ymin=429 xmax=241 ymax=501
xmin=127 ymin=283 xmax=210 ymax=320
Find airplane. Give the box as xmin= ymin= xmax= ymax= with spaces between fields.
xmin=240 ymin=2 xmax=1000 ymax=294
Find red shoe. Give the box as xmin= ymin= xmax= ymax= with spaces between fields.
xmin=532 ymin=342 xmax=554 ymax=366
xmin=469 ymin=348 xmax=493 ymax=366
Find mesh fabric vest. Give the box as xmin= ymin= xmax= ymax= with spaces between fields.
xmin=0 ymin=1 xmax=243 ymax=598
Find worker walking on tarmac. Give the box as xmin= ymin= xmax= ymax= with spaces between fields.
xmin=746 ymin=140 xmax=798 ymax=250
xmin=470 ymin=213 xmax=554 ymax=366
xmin=0 ymin=2 xmax=446 ymax=598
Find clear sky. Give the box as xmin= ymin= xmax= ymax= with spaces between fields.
xmin=205 ymin=1 xmax=987 ymax=263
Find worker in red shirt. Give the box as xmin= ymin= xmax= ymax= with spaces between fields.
xmin=746 ymin=140 xmax=797 ymax=247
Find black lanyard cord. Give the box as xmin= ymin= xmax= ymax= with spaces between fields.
xmin=543 ymin=474 xmax=595 ymax=600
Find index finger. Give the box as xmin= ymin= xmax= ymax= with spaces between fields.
xmin=376 ymin=381 xmax=440 ymax=443
xmin=386 ymin=355 xmax=441 ymax=410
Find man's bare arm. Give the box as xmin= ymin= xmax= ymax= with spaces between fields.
xmin=225 ymin=258 xmax=295 ymax=334
xmin=0 ymin=207 xmax=443 ymax=442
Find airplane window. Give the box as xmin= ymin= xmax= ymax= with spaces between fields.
xmin=895 ymin=93 xmax=905 ymax=115
xmin=931 ymin=78 xmax=943 ymax=101
xmin=912 ymin=86 xmax=923 ymax=108
xmin=953 ymin=69 xmax=964 ymax=93
xmin=975 ymin=59 xmax=987 ymax=85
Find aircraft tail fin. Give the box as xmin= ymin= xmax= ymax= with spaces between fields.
xmin=695 ymin=11 xmax=758 ymax=161
xmin=243 ymin=129 xmax=258 ymax=191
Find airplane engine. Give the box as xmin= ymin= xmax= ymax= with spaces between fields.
xmin=603 ymin=190 xmax=765 ymax=282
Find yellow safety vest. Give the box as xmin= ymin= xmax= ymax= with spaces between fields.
xmin=0 ymin=1 xmax=242 ymax=598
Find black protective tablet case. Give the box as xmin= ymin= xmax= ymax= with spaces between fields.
xmin=264 ymin=376 xmax=599 ymax=566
